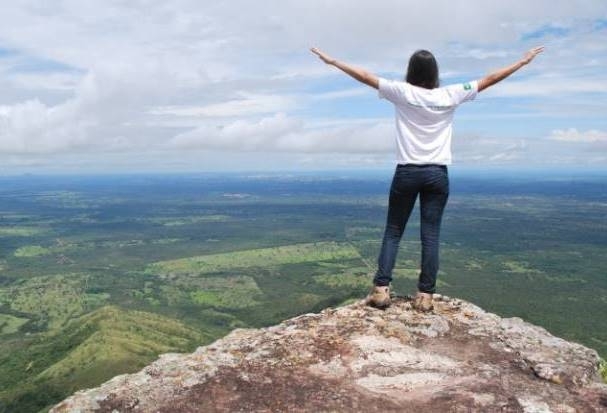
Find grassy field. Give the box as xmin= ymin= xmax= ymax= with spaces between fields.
xmin=0 ymin=227 xmax=46 ymax=237
xmin=187 ymin=275 xmax=264 ymax=309
xmin=0 ymin=314 xmax=29 ymax=335
xmin=147 ymin=241 xmax=361 ymax=276
xmin=0 ymin=274 xmax=104 ymax=331
xmin=14 ymin=245 xmax=51 ymax=257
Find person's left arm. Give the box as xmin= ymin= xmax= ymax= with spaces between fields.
xmin=310 ymin=47 xmax=379 ymax=90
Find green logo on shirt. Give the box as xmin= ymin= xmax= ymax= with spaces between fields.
xmin=463 ymin=83 xmax=472 ymax=90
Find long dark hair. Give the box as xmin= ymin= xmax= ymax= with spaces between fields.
xmin=406 ymin=50 xmax=439 ymax=89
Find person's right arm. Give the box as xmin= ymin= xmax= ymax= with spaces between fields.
xmin=477 ymin=46 xmax=544 ymax=93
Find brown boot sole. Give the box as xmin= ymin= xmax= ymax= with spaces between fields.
xmin=367 ymin=299 xmax=391 ymax=309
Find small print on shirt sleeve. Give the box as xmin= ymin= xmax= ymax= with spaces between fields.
xmin=450 ymin=81 xmax=478 ymax=105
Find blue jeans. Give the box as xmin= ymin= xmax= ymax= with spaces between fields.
xmin=373 ymin=164 xmax=449 ymax=293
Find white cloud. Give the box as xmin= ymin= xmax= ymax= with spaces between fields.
xmin=168 ymin=113 xmax=393 ymax=153
xmin=150 ymin=93 xmax=296 ymax=118
xmin=0 ymin=66 xmax=186 ymax=154
xmin=453 ymin=135 xmax=528 ymax=164
xmin=461 ymin=49 xmax=511 ymax=60
xmin=549 ymin=128 xmax=607 ymax=143
xmin=451 ymin=130 xmax=607 ymax=166
xmin=484 ymin=76 xmax=607 ymax=98
xmin=0 ymin=98 xmax=92 ymax=153
xmin=9 ymin=71 xmax=81 ymax=92
xmin=311 ymin=88 xmax=368 ymax=101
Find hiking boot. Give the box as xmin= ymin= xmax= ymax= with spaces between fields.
xmin=365 ymin=285 xmax=391 ymax=309
xmin=412 ymin=292 xmax=434 ymax=312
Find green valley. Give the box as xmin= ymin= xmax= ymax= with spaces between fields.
xmin=0 ymin=171 xmax=605 ymax=412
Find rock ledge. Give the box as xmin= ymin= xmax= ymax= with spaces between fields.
xmin=51 ymin=295 xmax=607 ymax=412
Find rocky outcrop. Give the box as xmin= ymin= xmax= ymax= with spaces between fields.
xmin=51 ymin=295 xmax=607 ymax=412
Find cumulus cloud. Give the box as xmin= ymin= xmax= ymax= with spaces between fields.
xmin=0 ymin=68 xmax=165 ymax=154
xmin=169 ymin=113 xmax=393 ymax=153
xmin=0 ymin=98 xmax=93 ymax=153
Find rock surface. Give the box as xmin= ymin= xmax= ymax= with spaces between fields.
xmin=51 ymin=295 xmax=607 ymax=412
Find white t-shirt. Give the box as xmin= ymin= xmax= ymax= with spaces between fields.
xmin=378 ymin=78 xmax=478 ymax=165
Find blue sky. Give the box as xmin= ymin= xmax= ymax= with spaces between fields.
xmin=0 ymin=1 xmax=606 ymax=173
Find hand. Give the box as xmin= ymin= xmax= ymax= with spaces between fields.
xmin=521 ymin=46 xmax=545 ymax=65
xmin=310 ymin=47 xmax=335 ymax=65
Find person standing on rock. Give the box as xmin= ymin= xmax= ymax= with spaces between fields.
xmin=311 ymin=45 xmax=544 ymax=311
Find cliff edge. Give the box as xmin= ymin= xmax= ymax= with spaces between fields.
xmin=51 ymin=295 xmax=607 ymax=412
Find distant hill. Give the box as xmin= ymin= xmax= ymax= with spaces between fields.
xmin=0 ymin=306 xmax=207 ymax=413
xmin=52 ymin=296 xmax=607 ymax=412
